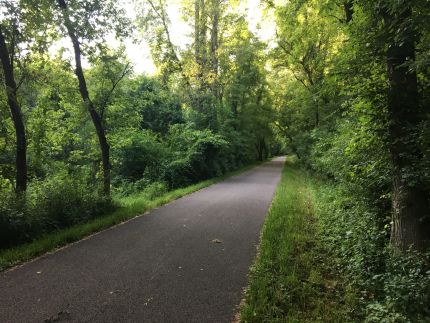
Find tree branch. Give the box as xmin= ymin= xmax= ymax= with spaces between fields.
xmin=100 ymin=62 xmax=132 ymax=120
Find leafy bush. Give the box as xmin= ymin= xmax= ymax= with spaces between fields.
xmin=114 ymin=131 xmax=168 ymax=182
xmin=314 ymin=180 xmax=430 ymax=322
xmin=28 ymin=173 xmax=113 ymax=229
xmin=0 ymin=193 xmax=29 ymax=248
xmin=366 ymin=251 xmax=430 ymax=323
xmin=0 ymin=173 xmax=112 ymax=249
xmin=164 ymin=125 xmax=229 ymax=188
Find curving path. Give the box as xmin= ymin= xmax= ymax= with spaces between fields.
xmin=0 ymin=157 xmax=285 ymax=323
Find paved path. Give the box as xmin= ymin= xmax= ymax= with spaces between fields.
xmin=0 ymin=157 xmax=285 ymax=323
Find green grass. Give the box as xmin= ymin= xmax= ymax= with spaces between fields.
xmin=240 ymin=157 xmax=358 ymax=322
xmin=0 ymin=162 xmax=261 ymax=272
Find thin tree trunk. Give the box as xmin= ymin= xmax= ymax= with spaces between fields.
xmin=210 ymin=0 xmax=219 ymax=98
xmin=194 ymin=0 xmax=200 ymax=65
xmin=195 ymin=0 xmax=207 ymax=88
xmin=383 ymin=6 xmax=430 ymax=251
xmin=199 ymin=0 xmax=207 ymax=74
xmin=256 ymin=138 xmax=265 ymax=161
xmin=209 ymin=0 xmax=220 ymax=130
xmin=57 ymin=0 xmax=110 ymax=196
xmin=315 ymin=104 xmax=319 ymax=128
xmin=146 ymin=0 xmax=191 ymax=87
xmin=344 ymin=1 xmax=353 ymax=23
xmin=194 ymin=0 xmax=203 ymax=116
xmin=0 ymin=26 xmax=27 ymax=193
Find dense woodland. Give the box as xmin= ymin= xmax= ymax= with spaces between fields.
xmin=1 ymin=0 xmax=430 ymax=321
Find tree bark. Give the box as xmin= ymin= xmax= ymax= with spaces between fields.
xmin=383 ymin=6 xmax=430 ymax=251
xmin=57 ymin=0 xmax=110 ymax=196
xmin=315 ymin=104 xmax=319 ymax=128
xmin=194 ymin=0 xmax=201 ymax=67
xmin=146 ymin=0 xmax=191 ymax=87
xmin=256 ymin=138 xmax=266 ymax=161
xmin=344 ymin=1 xmax=353 ymax=23
xmin=210 ymin=0 xmax=219 ymax=99
xmin=209 ymin=0 xmax=220 ymax=130
xmin=194 ymin=0 xmax=206 ymax=74
xmin=199 ymin=0 xmax=207 ymax=72
xmin=0 ymin=26 xmax=27 ymax=193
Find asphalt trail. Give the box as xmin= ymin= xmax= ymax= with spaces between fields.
xmin=0 ymin=157 xmax=285 ymax=323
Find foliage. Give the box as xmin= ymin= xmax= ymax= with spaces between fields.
xmin=0 ymin=173 xmax=112 ymax=248
xmin=1 ymin=0 xmax=278 ymax=252
xmin=164 ymin=124 xmax=228 ymax=188
xmin=3 ymin=0 xmax=429 ymax=321
xmin=267 ymin=0 xmax=430 ymax=320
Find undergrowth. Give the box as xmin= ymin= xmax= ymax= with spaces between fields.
xmin=242 ymin=157 xmax=430 ymax=322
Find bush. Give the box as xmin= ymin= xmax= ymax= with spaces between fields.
xmin=114 ymin=131 xmax=168 ymax=182
xmin=141 ymin=181 xmax=168 ymax=200
xmin=0 ymin=193 xmax=29 ymax=248
xmin=163 ymin=158 xmax=194 ymax=189
xmin=314 ymin=180 xmax=430 ymax=322
xmin=366 ymin=251 xmax=430 ymax=322
xmin=0 ymin=173 xmax=113 ymax=249
xmin=28 ymin=173 xmax=113 ymax=229
xmin=164 ymin=125 xmax=229 ymax=188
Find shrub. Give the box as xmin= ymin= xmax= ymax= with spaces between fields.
xmin=366 ymin=250 xmax=430 ymax=322
xmin=114 ymin=131 xmax=168 ymax=182
xmin=0 ymin=193 xmax=29 ymax=248
xmin=314 ymin=180 xmax=430 ymax=321
xmin=0 ymin=173 xmax=113 ymax=249
xmin=164 ymin=125 xmax=229 ymax=188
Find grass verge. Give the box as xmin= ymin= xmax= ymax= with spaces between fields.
xmin=240 ymin=157 xmax=358 ymax=322
xmin=0 ymin=162 xmax=262 ymax=272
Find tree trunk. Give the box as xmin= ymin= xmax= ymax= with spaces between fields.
xmin=209 ymin=0 xmax=220 ymax=130
xmin=194 ymin=0 xmax=200 ymax=67
xmin=0 ymin=26 xmax=27 ymax=193
xmin=315 ymin=104 xmax=319 ymax=128
xmin=210 ymin=0 xmax=219 ymax=99
xmin=194 ymin=0 xmax=206 ymax=81
xmin=199 ymin=0 xmax=207 ymax=72
xmin=344 ymin=1 xmax=353 ymax=23
xmin=57 ymin=0 xmax=110 ymax=196
xmin=384 ymin=6 xmax=430 ymax=251
xmin=287 ymin=135 xmax=301 ymax=160
xmin=256 ymin=138 xmax=265 ymax=161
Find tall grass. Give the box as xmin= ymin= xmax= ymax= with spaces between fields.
xmin=240 ymin=157 xmax=358 ymax=322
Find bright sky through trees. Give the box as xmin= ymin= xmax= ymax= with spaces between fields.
xmin=121 ymin=0 xmax=275 ymax=74
xmin=48 ymin=0 xmax=275 ymax=74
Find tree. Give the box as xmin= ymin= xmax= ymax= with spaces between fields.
xmin=55 ymin=0 xmax=129 ymax=195
xmin=139 ymin=0 xmax=190 ymax=86
xmin=0 ymin=25 xmax=27 ymax=193
xmin=0 ymin=0 xmax=52 ymax=193
xmin=379 ymin=1 xmax=430 ymax=250
xmin=209 ymin=0 xmax=221 ymax=102
xmin=273 ymin=0 xmax=340 ymax=129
